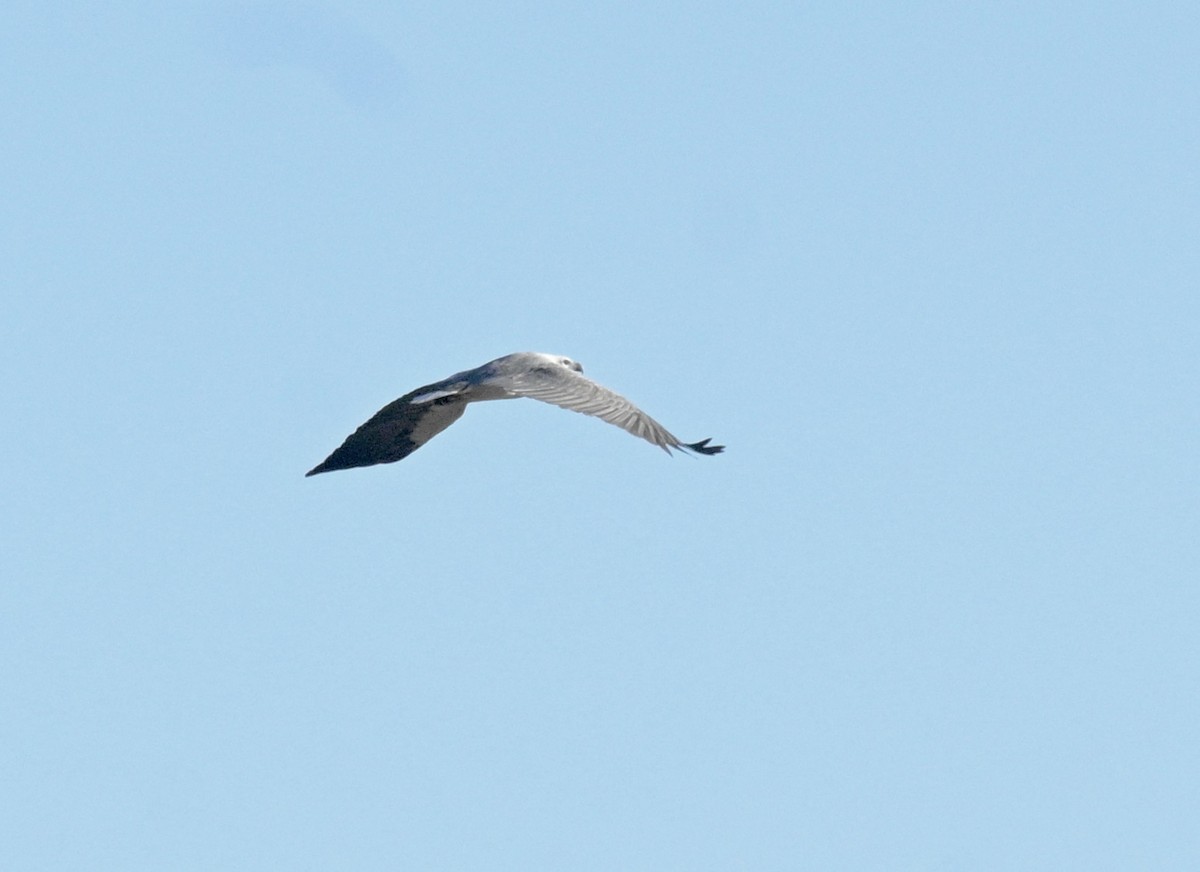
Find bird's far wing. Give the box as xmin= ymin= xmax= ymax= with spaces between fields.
xmin=494 ymin=365 xmax=723 ymax=455
xmin=305 ymin=382 xmax=469 ymax=476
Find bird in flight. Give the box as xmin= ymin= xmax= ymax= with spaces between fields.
xmin=306 ymin=352 xmax=724 ymax=476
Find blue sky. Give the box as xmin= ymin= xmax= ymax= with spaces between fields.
xmin=3 ymin=2 xmax=1197 ymax=869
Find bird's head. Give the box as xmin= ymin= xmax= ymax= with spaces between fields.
xmin=536 ymin=353 xmax=583 ymax=373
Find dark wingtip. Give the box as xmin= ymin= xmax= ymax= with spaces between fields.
xmin=683 ymin=438 xmax=724 ymax=456
xmin=305 ymin=464 xmax=325 ymax=477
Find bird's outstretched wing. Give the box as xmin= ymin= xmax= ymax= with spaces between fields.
xmin=492 ymin=364 xmax=724 ymax=455
xmin=305 ymin=382 xmax=469 ymax=476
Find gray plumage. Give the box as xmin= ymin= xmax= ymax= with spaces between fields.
xmin=306 ymin=352 xmax=724 ymax=476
